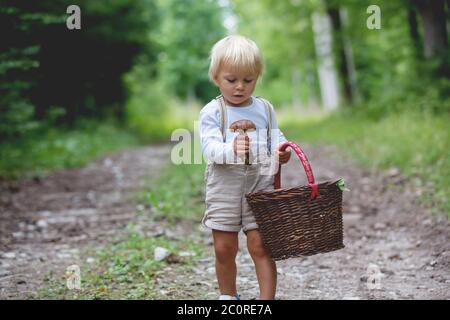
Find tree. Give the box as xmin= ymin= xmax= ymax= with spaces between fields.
xmin=407 ymin=3 xmax=422 ymax=59
xmin=412 ymin=0 xmax=449 ymax=75
xmin=326 ymin=2 xmax=354 ymax=104
xmin=0 ymin=0 xmax=161 ymax=140
xmin=156 ymin=0 xmax=225 ymax=103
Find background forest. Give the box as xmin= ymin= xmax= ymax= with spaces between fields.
xmin=1 ymin=0 xmax=449 ymax=211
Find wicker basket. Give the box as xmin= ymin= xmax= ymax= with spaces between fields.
xmin=245 ymin=141 xmax=344 ymax=261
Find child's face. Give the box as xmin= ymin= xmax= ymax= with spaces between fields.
xmin=214 ymin=65 xmax=258 ymax=107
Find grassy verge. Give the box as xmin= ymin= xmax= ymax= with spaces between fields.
xmin=139 ymin=162 xmax=206 ymax=223
xmin=33 ymin=162 xmax=207 ymax=299
xmin=33 ymin=226 xmax=204 ymax=300
xmin=0 ymin=121 xmax=139 ymax=179
xmin=279 ymin=109 xmax=449 ymax=215
xmin=0 ymin=102 xmax=200 ymax=180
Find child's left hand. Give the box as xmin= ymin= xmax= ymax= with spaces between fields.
xmin=276 ymin=145 xmax=291 ymax=164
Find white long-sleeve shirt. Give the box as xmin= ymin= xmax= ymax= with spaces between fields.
xmin=198 ymin=96 xmax=287 ymax=164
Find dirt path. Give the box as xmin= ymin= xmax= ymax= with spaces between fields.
xmin=1 ymin=143 xmax=449 ymax=299
xmin=0 ymin=144 xmax=172 ymax=299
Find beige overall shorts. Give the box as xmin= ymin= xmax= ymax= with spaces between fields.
xmin=202 ymin=96 xmax=276 ymax=232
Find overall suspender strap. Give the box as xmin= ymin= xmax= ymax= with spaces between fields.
xmin=216 ymin=95 xmax=227 ymax=143
xmin=257 ymin=96 xmax=273 ymax=156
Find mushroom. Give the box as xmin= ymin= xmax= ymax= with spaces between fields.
xmin=230 ymin=120 xmax=256 ymax=165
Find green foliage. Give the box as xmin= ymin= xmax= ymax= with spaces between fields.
xmin=231 ymin=0 xmax=319 ymax=107
xmin=280 ymin=109 xmax=450 ymax=215
xmin=154 ymin=0 xmax=226 ymax=103
xmin=0 ymin=120 xmax=139 ymax=179
xmin=123 ymin=54 xmax=201 ymax=142
xmin=231 ymin=0 xmax=449 ymax=112
xmin=0 ymin=0 xmax=160 ymax=139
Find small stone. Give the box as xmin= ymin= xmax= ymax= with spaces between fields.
xmin=103 ymin=158 xmax=113 ymax=167
xmin=416 ymin=285 xmax=426 ymax=289
xmin=374 ymin=222 xmax=386 ymax=230
xmin=0 ymin=270 xmax=9 ymax=277
xmin=179 ymin=251 xmax=195 ymax=257
xmin=37 ymin=210 xmax=52 ymax=217
xmin=12 ymin=232 xmax=25 ymax=238
xmin=56 ymin=252 xmax=72 ymax=259
xmin=429 ymin=260 xmax=437 ymax=267
xmin=388 ymin=167 xmax=400 ymax=177
xmin=86 ymin=257 xmax=95 ymax=264
xmin=154 ymin=247 xmax=170 ymax=262
xmin=2 ymin=252 xmax=16 ymax=259
xmin=36 ymin=220 xmax=49 ymax=229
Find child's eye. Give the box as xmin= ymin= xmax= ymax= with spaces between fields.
xmin=226 ymin=79 xmax=236 ymax=83
xmin=244 ymin=79 xmax=254 ymax=83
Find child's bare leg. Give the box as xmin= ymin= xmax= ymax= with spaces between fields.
xmin=212 ymin=230 xmax=239 ymax=296
xmin=246 ymin=229 xmax=277 ymax=300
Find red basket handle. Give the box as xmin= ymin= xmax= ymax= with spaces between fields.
xmin=274 ymin=141 xmax=319 ymax=199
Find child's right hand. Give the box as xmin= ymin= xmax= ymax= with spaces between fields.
xmin=233 ymin=134 xmax=249 ymax=158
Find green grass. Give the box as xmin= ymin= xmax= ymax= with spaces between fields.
xmin=0 ymin=121 xmax=139 ymax=179
xmin=33 ymin=224 xmax=204 ymax=300
xmin=139 ymin=162 xmax=206 ymax=223
xmin=0 ymin=102 xmax=200 ymax=179
xmin=279 ymin=109 xmax=450 ymax=215
xmin=33 ymin=160 xmax=207 ymax=299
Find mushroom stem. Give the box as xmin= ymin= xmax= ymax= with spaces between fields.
xmin=229 ymin=120 xmax=256 ymax=165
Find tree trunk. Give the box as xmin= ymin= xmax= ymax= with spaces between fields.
xmin=413 ymin=0 xmax=448 ymax=59
xmin=326 ymin=6 xmax=353 ymax=104
xmin=312 ymin=12 xmax=340 ymax=110
xmin=407 ymin=3 xmax=422 ymax=58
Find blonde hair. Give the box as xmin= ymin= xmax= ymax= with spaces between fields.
xmin=208 ymin=35 xmax=264 ymax=82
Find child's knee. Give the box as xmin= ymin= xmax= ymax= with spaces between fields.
xmin=248 ymin=239 xmax=269 ymax=258
xmin=214 ymin=242 xmax=238 ymax=261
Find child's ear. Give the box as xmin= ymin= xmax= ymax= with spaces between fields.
xmin=212 ymin=76 xmax=220 ymax=87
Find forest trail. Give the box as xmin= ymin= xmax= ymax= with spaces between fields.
xmin=1 ymin=143 xmax=448 ymax=299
